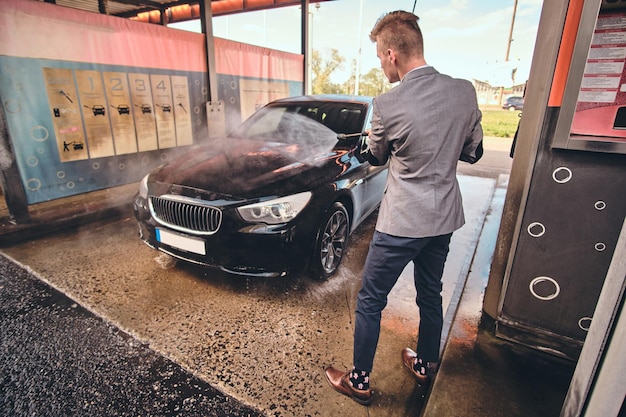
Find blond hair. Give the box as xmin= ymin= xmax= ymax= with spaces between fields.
xmin=369 ymin=10 xmax=423 ymax=58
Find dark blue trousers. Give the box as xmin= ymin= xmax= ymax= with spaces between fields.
xmin=353 ymin=231 xmax=452 ymax=372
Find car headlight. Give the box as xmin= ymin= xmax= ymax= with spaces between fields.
xmin=139 ymin=174 xmax=149 ymax=199
xmin=237 ymin=191 xmax=312 ymax=224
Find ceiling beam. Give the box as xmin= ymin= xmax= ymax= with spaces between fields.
xmin=113 ymin=0 xmax=329 ymax=20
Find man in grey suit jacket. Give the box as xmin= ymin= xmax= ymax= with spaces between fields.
xmin=326 ymin=10 xmax=483 ymax=406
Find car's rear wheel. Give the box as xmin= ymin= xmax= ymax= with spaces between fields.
xmin=311 ymin=202 xmax=349 ymax=281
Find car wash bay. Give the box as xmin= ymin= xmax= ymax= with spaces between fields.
xmin=2 ymin=174 xmax=498 ymax=417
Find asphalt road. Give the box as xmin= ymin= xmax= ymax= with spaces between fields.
xmin=456 ymin=136 xmax=513 ymax=178
xmin=0 ymin=254 xmax=263 ymax=417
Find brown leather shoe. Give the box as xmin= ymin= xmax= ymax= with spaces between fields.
xmin=401 ymin=348 xmax=430 ymax=386
xmin=324 ymin=366 xmax=372 ymax=406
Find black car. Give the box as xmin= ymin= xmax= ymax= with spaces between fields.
xmin=133 ymin=95 xmax=387 ymax=280
xmin=502 ymin=96 xmax=524 ymax=111
xmin=91 ymin=105 xmax=106 ymax=116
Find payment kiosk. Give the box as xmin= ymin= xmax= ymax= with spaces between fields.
xmin=483 ymin=1 xmax=626 ymax=415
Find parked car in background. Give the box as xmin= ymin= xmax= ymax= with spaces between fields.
xmin=502 ymin=96 xmax=524 ymax=111
xmin=133 ymin=95 xmax=388 ymax=280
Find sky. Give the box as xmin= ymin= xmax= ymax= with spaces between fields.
xmin=170 ymin=0 xmax=544 ymax=87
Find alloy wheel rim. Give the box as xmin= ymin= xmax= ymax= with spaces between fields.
xmin=320 ymin=210 xmax=348 ymax=273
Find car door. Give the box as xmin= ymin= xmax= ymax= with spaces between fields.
xmin=353 ymin=114 xmax=388 ymax=223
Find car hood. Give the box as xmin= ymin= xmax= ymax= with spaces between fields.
xmin=151 ymin=136 xmax=346 ymax=199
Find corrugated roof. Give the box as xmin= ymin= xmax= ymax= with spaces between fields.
xmin=43 ymin=0 xmax=331 ymax=22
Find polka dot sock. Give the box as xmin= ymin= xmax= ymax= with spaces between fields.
xmin=349 ymin=367 xmax=370 ymax=390
xmin=413 ymin=357 xmax=427 ymax=376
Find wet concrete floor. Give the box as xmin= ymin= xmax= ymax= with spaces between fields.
xmin=1 ymin=174 xmax=497 ymax=417
xmin=423 ymin=177 xmax=575 ymax=417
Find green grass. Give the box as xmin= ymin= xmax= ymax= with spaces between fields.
xmin=480 ymin=107 xmax=522 ymax=138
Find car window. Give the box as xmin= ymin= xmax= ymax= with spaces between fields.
xmin=232 ymin=102 xmax=367 ymax=143
xmin=319 ymin=108 xmax=363 ymax=135
xmin=243 ymin=106 xmax=286 ymax=138
xmin=276 ymin=111 xmax=338 ymax=147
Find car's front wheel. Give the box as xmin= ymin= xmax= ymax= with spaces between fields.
xmin=311 ymin=202 xmax=350 ymax=281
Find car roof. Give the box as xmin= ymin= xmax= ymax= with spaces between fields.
xmin=270 ymin=94 xmax=373 ymax=105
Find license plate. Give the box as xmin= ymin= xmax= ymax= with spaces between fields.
xmin=156 ymin=228 xmax=206 ymax=255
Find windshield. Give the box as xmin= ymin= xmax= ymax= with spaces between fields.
xmin=230 ymin=101 xmax=367 ymax=145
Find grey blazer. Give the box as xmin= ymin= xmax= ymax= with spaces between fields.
xmin=368 ymin=66 xmax=483 ymax=238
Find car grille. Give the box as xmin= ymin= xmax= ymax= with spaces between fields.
xmin=149 ymin=195 xmax=222 ymax=235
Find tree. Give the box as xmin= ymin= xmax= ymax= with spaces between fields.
xmin=311 ymin=49 xmax=345 ymax=94
xmin=358 ymin=68 xmax=391 ymax=96
xmin=310 ymin=49 xmax=392 ymax=96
